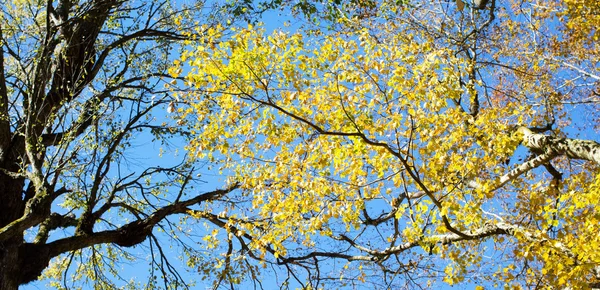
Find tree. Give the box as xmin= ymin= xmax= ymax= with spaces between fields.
xmin=176 ymin=0 xmax=600 ymax=288
xmin=0 ymin=0 xmax=260 ymax=289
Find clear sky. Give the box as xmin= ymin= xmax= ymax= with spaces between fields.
xmin=20 ymin=1 xmax=599 ymax=289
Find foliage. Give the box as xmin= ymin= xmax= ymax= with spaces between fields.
xmin=177 ymin=0 xmax=600 ymax=288
xmin=0 ymin=0 xmax=249 ymax=289
xmin=222 ymin=0 xmax=382 ymax=24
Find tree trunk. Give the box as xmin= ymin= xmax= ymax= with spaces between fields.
xmin=0 ymin=237 xmax=22 ymax=290
xmin=0 ymin=145 xmax=26 ymax=289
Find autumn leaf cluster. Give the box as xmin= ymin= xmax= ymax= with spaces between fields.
xmin=168 ymin=0 xmax=600 ymax=288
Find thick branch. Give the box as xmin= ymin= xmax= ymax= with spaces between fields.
xmin=519 ymin=127 xmax=600 ymax=165
xmin=64 ymin=184 xmax=237 ymax=249
xmin=33 ymin=213 xmax=78 ymax=244
xmin=0 ymin=184 xmax=70 ymax=243
xmin=469 ymin=128 xmax=600 ymax=191
xmin=17 ymin=184 xmax=239 ymax=284
xmin=468 ymin=151 xmax=557 ymax=192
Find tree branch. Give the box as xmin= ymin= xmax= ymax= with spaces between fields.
xmin=0 ymin=22 xmax=10 ymax=164
xmin=17 ymin=184 xmax=239 ymax=284
xmin=470 ymin=151 xmax=557 ymax=192
xmin=468 ymin=127 xmax=600 ymax=192
xmin=76 ymin=100 xmax=164 ymax=235
xmin=237 ymin=92 xmax=471 ymax=239
xmin=33 ymin=213 xmax=78 ymax=244
xmin=518 ymin=127 xmax=600 ymax=165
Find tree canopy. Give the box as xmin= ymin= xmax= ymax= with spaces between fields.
xmin=1 ymin=0 xmax=599 ymax=289
xmin=0 ymin=0 xmax=242 ymax=288
xmin=176 ymin=0 xmax=600 ymax=288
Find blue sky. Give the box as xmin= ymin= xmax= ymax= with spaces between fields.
xmin=19 ymin=1 xmax=600 ymax=289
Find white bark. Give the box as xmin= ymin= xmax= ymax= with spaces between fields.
xmin=468 ymin=127 xmax=600 ymax=192
xmin=518 ymin=127 xmax=600 ymax=165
